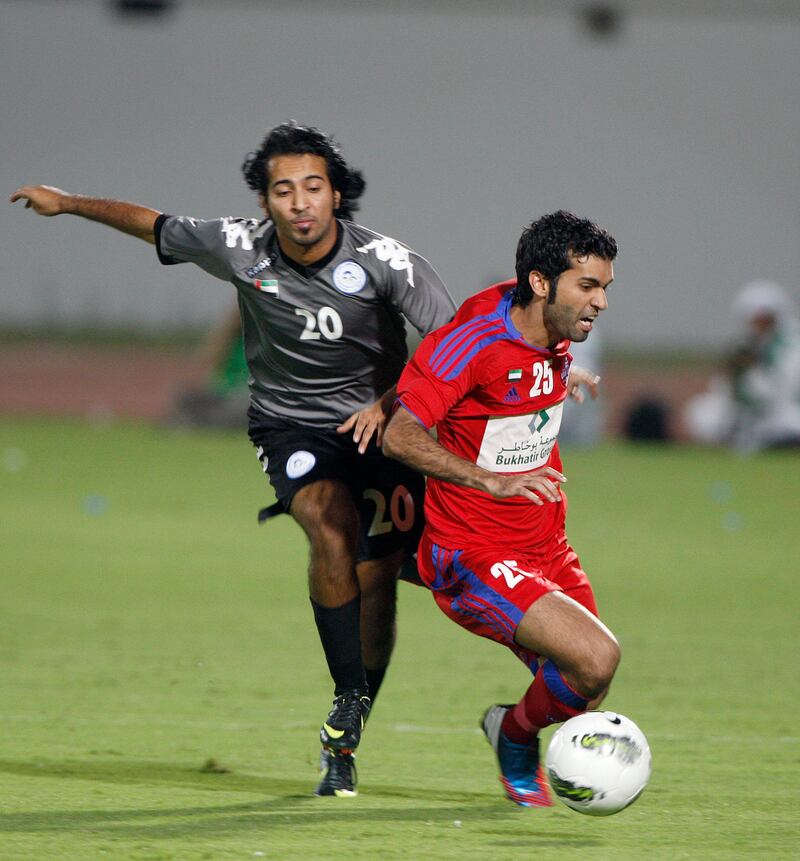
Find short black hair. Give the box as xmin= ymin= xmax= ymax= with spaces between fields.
xmin=241 ymin=121 xmax=366 ymax=220
xmin=515 ymin=210 xmax=617 ymax=306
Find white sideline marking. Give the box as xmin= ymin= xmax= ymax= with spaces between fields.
xmin=392 ymin=723 xmax=482 ymax=735
xmin=2 ymin=714 xmax=797 ymax=745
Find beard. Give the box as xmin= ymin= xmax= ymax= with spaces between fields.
xmin=543 ymin=302 xmax=586 ymax=343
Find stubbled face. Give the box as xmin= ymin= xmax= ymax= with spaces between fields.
xmin=264 ymin=153 xmax=341 ymax=261
xmin=541 ymin=254 xmax=613 ymax=343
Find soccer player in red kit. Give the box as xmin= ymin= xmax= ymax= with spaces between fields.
xmin=383 ymin=211 xmax=620 ymax=807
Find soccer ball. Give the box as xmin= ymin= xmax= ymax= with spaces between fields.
xmin=545 ymin=711 xmax=651 ymax=816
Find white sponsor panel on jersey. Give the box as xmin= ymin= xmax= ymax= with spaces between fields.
xmin=332 ymin=260 xmax=367 ymax=294
xmin=355 ymin=236 xmax=415 ymax=288
xmin=286 ymin=450 xmax=316 ymax=479
xmin=476 ymin=402 xmax=564 ymax=472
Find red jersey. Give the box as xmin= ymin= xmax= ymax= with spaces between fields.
xmin=397 ymin=282 xmax=573 ymax=551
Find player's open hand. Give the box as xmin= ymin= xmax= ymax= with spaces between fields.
xmin=9 ymin=185 xmax=69 ymax=216
xmin=567 ymin=364 xmax=601 ymax=404
xmin=484 ymin=466 xmax=566 ymax=505
xmin=337 ymin=399 xmax=390 ymax=454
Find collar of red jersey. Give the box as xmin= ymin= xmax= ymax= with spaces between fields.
xmin=499 ymin=290 xmax=571 ymax=358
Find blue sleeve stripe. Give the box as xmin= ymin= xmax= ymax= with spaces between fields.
xmin=431 ymin=321 xmax=506 ymax=380
xmin=439 ymin=329 xmax=508 ymax=381
xmin=429 ymin=315 xmax=498 ymax=374
xmin=542 ymin=659 xmax=588 ymax=710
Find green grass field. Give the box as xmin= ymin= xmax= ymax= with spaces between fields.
xmin=1 ymin=417 xmax=798 ymax=860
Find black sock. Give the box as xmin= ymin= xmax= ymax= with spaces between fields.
xmin=365 ymin=665 xmax=387 ymax=707
xmin=310 ymin=595 xmax=366 ymax=695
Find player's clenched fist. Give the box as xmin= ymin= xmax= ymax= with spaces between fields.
xmin=483 ymin=466 xmax=567 ymax=504
xmin=9 ymin=185 xmax=69 ymax=216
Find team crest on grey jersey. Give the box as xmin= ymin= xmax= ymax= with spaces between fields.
xmin=332 ymin=260 xmax=367 ymax=294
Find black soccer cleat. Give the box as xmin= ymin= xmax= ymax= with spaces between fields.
xmin=319 ymin=689 xmax=371 ymax=752
xmin=314 ymin=750 xmax=358 ymax=797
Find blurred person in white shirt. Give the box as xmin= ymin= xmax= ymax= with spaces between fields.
xmin=684 ymin=281 xmax=800 ymax=451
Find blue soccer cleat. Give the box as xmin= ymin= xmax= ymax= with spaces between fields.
xmin=481 ymin=704 xmax=553 ymax=807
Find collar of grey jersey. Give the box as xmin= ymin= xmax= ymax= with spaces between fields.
xmin=271 ymin=220 xmax=344 ymax=280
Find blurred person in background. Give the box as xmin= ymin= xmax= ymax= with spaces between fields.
xmin=10 ymin=121 xmax=456 ymax=797
xmin=684 ymin=280 xmax=800 ymax=450
xmin=559 ymin=329 xmax=604 ymax=447
xmin=168 ymin=304 xmax=250 ymax=429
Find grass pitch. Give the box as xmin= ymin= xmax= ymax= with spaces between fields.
xmin=0 ymin=417 xmax=798 ymax=860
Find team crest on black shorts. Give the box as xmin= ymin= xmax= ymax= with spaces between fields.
xmin=286 ymin=450 xmax=316 ymax=478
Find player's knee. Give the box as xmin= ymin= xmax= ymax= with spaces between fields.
xmin=294 ymin=494 xmax=358 ymax=550
xmin=300 ymin=508 xmax=358 ymax=574
xmin=576 ymin=637 xmax=620 ymax=699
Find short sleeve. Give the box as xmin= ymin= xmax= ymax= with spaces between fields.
xmin=396 ymin=326 xmax=476 ymax=428
xmin=155 ymin=215 xmax=260 ymax=282
xmin=357 ymin=235 xmax=455 ymax=335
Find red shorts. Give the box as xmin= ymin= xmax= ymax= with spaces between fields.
xmin=417 ymin=529 xmax=597 ymax=673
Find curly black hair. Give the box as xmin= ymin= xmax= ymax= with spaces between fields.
xmin=241 ymin=121 xmax=366 ymax=220
xmin=515 ymin=210 xmax=618 ymax=306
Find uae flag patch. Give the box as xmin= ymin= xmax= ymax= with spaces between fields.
xmin=255 ymin=279 xmax=278 ymax=294
xmin=507 ymin=369 xmax=523 ymax=381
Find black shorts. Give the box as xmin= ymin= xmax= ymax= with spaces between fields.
xmin=248 ymin=409 xmax=424 ymax=563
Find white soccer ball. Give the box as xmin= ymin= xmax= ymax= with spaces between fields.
xmin=545 ymin=711 xmax=652 ymax=816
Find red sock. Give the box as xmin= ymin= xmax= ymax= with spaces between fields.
xmin=501 ymin=660 xmax=589 ymax=744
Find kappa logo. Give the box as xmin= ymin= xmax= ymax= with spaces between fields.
xmin=503 ymin=386 xmax=522 ymax=404
xmin=561 ymin=357 xmax=572 ymax=385
xmin=246 ymin=258 xmax=272 ymax=278
xmin=220 ymin=218 xmax=256 ymax=251
xmin=356 ymin=236 xmax=415 ymax=288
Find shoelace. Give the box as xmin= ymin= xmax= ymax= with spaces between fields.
xmin=328 ymin=693 xmax=368 ymax=728
xmin=502 ymin=739 xmax=539 ymax=781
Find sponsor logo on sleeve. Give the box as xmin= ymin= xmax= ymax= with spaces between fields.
xmin=356 ymin=236 xmax=415 ymax=288
xmin=332 ymin=260 xmax=367 ymax=294
xmin=220 ymin=217 xmax=256 ymax=251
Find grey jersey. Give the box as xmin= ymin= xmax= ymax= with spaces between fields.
xmin=156 ymin=215 xmax=455 ymax=426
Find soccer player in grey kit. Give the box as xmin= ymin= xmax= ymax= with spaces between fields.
xmin=11 ymin=122 xmax=456 ymax=796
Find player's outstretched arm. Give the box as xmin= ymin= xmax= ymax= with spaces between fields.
xmin=10 ymin=185 xmax=160 ymax=244
xmin=383 ymin=406 xmax=565 ymax=505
